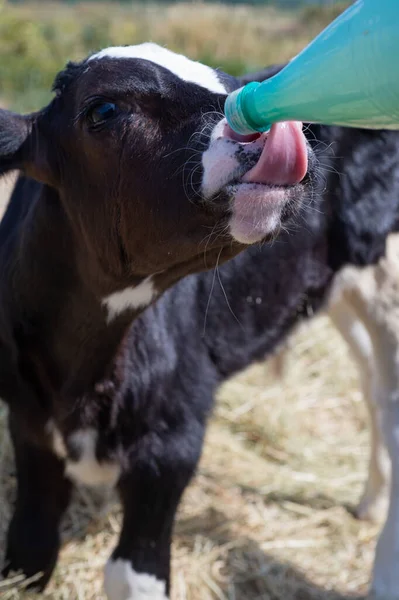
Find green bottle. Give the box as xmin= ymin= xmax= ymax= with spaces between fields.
xmin=225 ymin=0 xmax=399 ymax=135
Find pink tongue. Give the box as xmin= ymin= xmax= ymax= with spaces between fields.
xmin=243 ymin=122 xmax=308 ymax=186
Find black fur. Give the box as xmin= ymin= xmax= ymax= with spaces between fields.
xmin=0 ymin=110 xmax=30 ymax=175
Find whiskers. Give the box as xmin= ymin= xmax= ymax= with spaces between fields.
xmin=304 ymin=124 xmax=344 ymax=184
xmin=202 ymin=246 xmax=244 ymax=337
xmin=202 ymin=248 xmax=219 ymax=337
xmin=198 ymin=220 xmax=231 ymax=269
xmin=169 ymin=108 xmax=224 ymax=204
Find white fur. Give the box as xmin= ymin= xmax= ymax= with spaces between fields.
xmin=53 ymin=428 xmax=68 ymax=459
xmin=327 ymin=279 xmax=390 ymax=523
xmin=104 ymin=559 xmax=168 ymax=600
xmin=201 ymin=119 xmax=240 ymax=198
xmin=201 ymin=118 xmax=264 ymax=203
xmin=50 ymin=425 xmax=121 ymax=487
xmin=47 ymin=419 xmax=67 ymax=458
xmin=370 ymin=400 xmax=399 ymax=600
xmin=103 ymin=277 xmax=156 ymax=322
xmin=90 ymin=42 xmax=226 ymax=95
xmin=65 ymin=429 xmax=121 ymax=487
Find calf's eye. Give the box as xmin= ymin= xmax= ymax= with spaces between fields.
xmin=87 ymin=102 xmax=117 ymax=125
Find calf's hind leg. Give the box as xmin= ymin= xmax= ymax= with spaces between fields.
xmin=327 ymin=281 xmax=390 ymax=523
xmin=335 ymin=257 xmax=399 ymax=600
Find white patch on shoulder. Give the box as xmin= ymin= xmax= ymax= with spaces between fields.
xmin=53 ymin=429 xmax=68 ymax=459
xmin=65 ymin=429 xmax=121 ymax=487
xmin=49 ymin=424 xmax=120 ymax=487
xmin=102 ymin=276 xmax=156 ymax=323
xmin=47 ymin=419 xmax=67 ymax=458
xmin=104 ymin=559 xmax=168 ymax=600
xmin=90 ymin=42 xmax=226 ymax=95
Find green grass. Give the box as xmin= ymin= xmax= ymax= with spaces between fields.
xmin=0 ymin=1 xmax=350 ymax=113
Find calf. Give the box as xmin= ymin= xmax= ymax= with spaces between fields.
xmin=1 ymin=44 xmax=399 ymax=600
xmin=0 ymin=43 xmax=315 ymax=597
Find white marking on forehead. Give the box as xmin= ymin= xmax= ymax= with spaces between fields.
xmin=90 ymin=42 xmax=226 ymax=95
xmin=102 ymin=276 xmax=156 ymax=323
xmin=104 ymin=559 xmax=168 ymax=600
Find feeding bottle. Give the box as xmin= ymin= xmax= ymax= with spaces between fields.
xmin=224 ymin=0 xmax=399 ymax=135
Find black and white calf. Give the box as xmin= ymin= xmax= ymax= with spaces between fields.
xmin=0 ymin=43 xmax=399 ymax=600
xmin=0 ymin=43 xmax=314 ymax=597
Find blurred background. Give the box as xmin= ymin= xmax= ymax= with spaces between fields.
xmin=1 ymin=2 xmax=380 ymax=599
xmin=0 ymin=0 xmax=349 ymax=112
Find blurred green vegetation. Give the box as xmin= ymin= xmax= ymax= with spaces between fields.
xmin=0 ymin=1 xmax=350 ymax=113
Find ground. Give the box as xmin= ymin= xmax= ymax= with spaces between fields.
xmin=0 ymin=176 xmax=379 ymax=599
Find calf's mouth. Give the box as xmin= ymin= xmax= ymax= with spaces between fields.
xmin=202 ymin=119 xmax=310 ymax=244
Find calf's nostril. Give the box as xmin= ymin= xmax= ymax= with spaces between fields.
xmin=222 ymin=123 xmax=261 ymax=143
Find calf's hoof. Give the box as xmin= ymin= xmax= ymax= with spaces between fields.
xmin=2 ymin=515 xmax=60 ymax=591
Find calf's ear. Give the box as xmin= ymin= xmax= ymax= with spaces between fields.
xmin=0 ymin=109 xmax=53 ymax=185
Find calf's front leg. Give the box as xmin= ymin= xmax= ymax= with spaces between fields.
xmin=104 ymin=422 xmax=204 ymax=600
xmin=2 ymin=413 xmax=72 ymax=591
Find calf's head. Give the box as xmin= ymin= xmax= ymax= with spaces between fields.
xmin=0 ymin=43 xmax=315 ymax=304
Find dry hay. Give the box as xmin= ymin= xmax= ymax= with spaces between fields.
xmin=0 ymin=304 xmax=377 ymax=598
